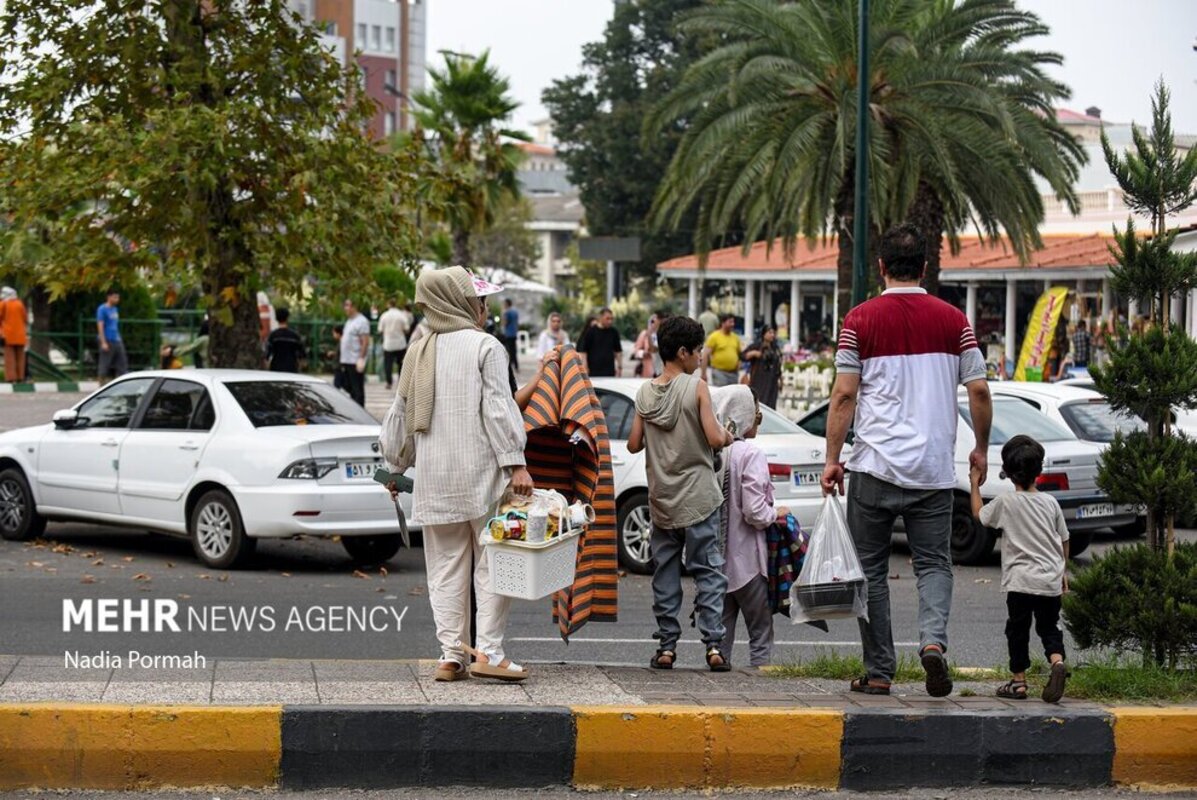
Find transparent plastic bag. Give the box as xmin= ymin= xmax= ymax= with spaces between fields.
xmin=789 ymin=494 xmax=869 ymax=623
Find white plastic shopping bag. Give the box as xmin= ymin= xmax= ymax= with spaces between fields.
xmin=790 ymin=494 xmax=868 ymax=623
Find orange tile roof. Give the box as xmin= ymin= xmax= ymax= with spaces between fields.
xmin=658 ymin=233 xmax=1120 ymax=273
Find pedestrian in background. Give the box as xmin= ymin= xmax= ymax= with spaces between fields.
xmin=265 ymin=307 xmax=306 ymax=373
xmin=0 ymin=286 xmax=28 ymax=383
xmin=703 ymin=314 xmax=741 ymax=387
xmin=577 ymin=307 xmax=623 ymax=377
xmin=535 ymin=311 xmax=570 ymax=358
xmin=698 ymin=303 xmax=720 ymax=338
xmin=1071 ymin=319 xmax=1091 ymax=370
xmin=502 ymin=298 xmax=520 ymax=370
xmin=628 ymin=315 xmax=734 ymax=672
xmin=632 ymin=314 xmax=657 ymax=379
xmin=970 ymin=435 xmax=1069 ymax=703
xmin=822 ymin=222 xmax=992 ymax=698
xmin=96 ymin=289 xmax=128 ymax=384
xmin=380 ymin=266 xmax=533 ymax=683
xmin=378 ymin=297 xmax=410 ymax=390
xmin=340 ymin=299 xmax=370 ymax=406
xmin=743 ymin=324 xmax=783 ymax=409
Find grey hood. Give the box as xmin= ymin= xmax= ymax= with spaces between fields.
xmin=635 ymin=373 xmax=697 ymax=432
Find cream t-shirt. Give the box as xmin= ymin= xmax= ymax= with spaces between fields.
xmin=979 ymin=491 xmax=1069 ymax=596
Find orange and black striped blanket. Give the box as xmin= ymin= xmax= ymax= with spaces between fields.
xmin=521 ymin=345 xmax=618 ymax=638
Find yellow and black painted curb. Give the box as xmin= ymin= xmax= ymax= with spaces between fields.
xmin=1 ymin=703 xmax=1195 ymax=790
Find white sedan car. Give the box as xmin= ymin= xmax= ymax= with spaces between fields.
xmin=0 ymin=371 xmax=402 ymax=568
xmin=796 ymin=390 xmax=1139 ymax=564
xmin=590 ymin=378 xmax=833 ymax=575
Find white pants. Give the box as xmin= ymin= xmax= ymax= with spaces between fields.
xmin=422 ymin=517 xmax=512 ymax=664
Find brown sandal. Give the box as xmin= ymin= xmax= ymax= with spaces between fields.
xmin=850 ymin=675 xmax=891 ymax=695
xmin=706 ymin=646 xmax=731 ymax=672
xmin=458 ymin=641 xmax=528 ymax=682
xmin=650 ymin=649 xmax=676 ymax=669
xmin=434 ymin=658 xmax=468 ymax=682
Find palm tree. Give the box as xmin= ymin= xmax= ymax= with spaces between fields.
xmin=649 ymin=0 xmax=1085 ymax=311
xmin=411 ymin=50 xmax=529 ymax=266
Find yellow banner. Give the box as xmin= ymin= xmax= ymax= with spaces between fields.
xmin=1014 ymin=286 xmax=1069 ymax=381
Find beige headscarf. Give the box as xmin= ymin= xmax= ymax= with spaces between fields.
xmin=397 ymin=266 xmax=480 ymax=435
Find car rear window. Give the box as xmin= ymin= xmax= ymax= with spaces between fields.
xmin=1059 ymin=401 xmax=1145 ymax=443
xmin=758 ymin=406 xmax=803 ymax=435
xmin=225 ymin=381 xmax=377 ymax=427
xmin=959 ymin=397 xmax=1074 ymax=444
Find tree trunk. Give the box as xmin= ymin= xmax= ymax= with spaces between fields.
xmin=452 ymin=227 xmax=471 ymax=267
xmin=909 ymin=181 xmax=945 ymax=298
xmin=28 ymin=285 xmax=52 ymax=359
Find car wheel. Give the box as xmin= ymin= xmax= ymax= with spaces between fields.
xmin=617 ymin=492 xmax=653 ymax=575
xmin=189 ymin=489 xmax=255 ymax=569
xmin=951 ymin=495 xmax=995 ymax=565
xmin=1068 ymin=529 xmax=1093 ymax=559
xmin=342 ymin=534 xmax=402 ymax=565
xmin=0 ymin=468 xmax=46 ymax=542
xmin=1113 ymin=516 xmax=1147 ymax=537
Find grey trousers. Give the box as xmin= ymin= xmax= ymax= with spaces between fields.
xmin=721 ymin=574 xmax=774 ymax=666
xmin=709 ymin=369 xmax=739 ymax=387
xmin=651 ymin=508 xmax=727 ymax=649
xmin=847 ymin=471 xmax=954 ymax=683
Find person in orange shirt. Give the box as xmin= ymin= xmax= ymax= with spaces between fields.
xmin=0 ymin=286 xmax=29 ymax=383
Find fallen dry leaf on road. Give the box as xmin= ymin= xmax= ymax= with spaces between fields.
xmin=408 ymin=586 xmax=425 ymax=596
xmin=376 ymin=587 xmax=385 ymax=593
xmin=352 ymin=570 xmax=369 ymax=579
xmin=27 ymin=561 xmax=44 ymax=568
xmin=122 ymin=556 xmax=135 ymax=562
xmin=166 ymin=562 xmax=175 ymax=568
xmin=133 ymin=573 xmax=151 ymax=581
xmin=178 ymin=594 xmax=191 ymax=599
xmin=51 ymin=543 xmax=73 ymax=554
xmin=217 ymin=574 xmax=229 ymax=582
xmin=379 ymin=566 xmax=388 ymax=577
xmin=198 ymin=574 xmax=211 ymax=580
xmin=83 ymin=551 xmax=97 ymax=558
xmin=280 ymin=572 xmax=292 ymax=578
xmin=974 ymin=578 xmax=992 ymax=584
xmin=80 ymin=575 xmax=96 ymax=584
xmin=92 ymin=558 xmax=104 ymax=566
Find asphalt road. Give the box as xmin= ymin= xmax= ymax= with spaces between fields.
xmin=2 ymin=391 xmax=1193 ymax=669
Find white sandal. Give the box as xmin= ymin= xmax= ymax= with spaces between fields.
xmin=434 ymin=656 xmax=468 ymax=682
xmin=457 ymin=641 xmax=528 ymax=682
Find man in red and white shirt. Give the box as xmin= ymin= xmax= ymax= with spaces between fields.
xmin=821 ymin=223 xmax=992 ymax=698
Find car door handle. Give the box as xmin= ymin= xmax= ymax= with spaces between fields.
xmin=179 ymin=443 xmax=200 ymax=451
xmin=101 ymin=439 xmax=119 ymax=447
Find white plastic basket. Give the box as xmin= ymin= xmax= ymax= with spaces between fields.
xmin=485 ymin=527 xmax=582 ymax=600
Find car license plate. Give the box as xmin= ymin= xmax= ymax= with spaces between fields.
xmin=1077 ymin=503 xmax=1115 ymax=519
xmin=792 ymin=470 xmax=821 ymax=488
xmin=344 ymin=460 xmax=378 ymax=480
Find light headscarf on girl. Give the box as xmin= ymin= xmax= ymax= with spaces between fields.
xmin=397 ymin=266 xmax=480 ymax=437
xmin=710 ymin=384 xmax=757 ymax=440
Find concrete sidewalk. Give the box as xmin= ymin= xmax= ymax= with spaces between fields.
xmin=0 ymin=655 xmax=1108 ymax=711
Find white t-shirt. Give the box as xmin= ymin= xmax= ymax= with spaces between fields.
xmin=536 ymin=329 xmax=570 ymax=357
xmin=340 ymin=313 xmax=371 ymax=364
xmin=980 ymin=491 xmax=1069 ymax=596
xmin=378 ymin=307 xmax=409 ymax=351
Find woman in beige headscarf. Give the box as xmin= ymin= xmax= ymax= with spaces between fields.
xmin=381 ymin=266 xmax=534 ymax=682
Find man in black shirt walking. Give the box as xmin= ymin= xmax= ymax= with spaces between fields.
xmin=577 ymin=307 xmax=623 ymax=377
xmin=265 ymin=307 xmax=306 ymax=373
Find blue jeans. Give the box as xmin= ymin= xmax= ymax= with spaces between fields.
xmin=847 ymin=472 xmax=954 ymax=683
xmin=650 ymin=508 xmax=727 ymax=649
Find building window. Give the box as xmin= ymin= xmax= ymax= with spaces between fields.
xmin=323 ymin=21 xmax=337 ymax=35
xmin=371 ymin=25 xmax=381 ymax=52
xmin=385 ymin=69 xmax=397 ymax=88
xmin=384 ymin=112 xmax=396 ymax=137
xmin=356 ymin=23 xmax=367 ymax=47
xmin=385 ymin=27 xmax=396 ymax=52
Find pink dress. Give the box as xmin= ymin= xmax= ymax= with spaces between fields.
xmin=634 ymin=330 xmax=654 ymax=378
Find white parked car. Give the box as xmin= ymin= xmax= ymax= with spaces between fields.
xmin=796 ymin=389 xmax=1140 ymax=564
xmin=1058 ymin=377 xmax=1197 ymax=438
xmin=0 ymin=371 xmax=403 ymax=568
xmin=590 ymin=378 xmax=833 ymax=575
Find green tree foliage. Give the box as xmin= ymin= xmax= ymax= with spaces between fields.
xmin=411 ymin=51 xmax=529 ymax=267
xmin=648 ymin=0 xmax=1084 ymax=309
xmin=471 ymin=197 xmax=541 ymax=278
xmin=543 ymin=0 xmax=709 ymax=281
xmin=1092 ymin=82 xmax=1197 ymax=555
xmin=1064 ymin=542 xmax=1197 ymax=669
xmin=0 ymin=0 xmax=423 ymax=368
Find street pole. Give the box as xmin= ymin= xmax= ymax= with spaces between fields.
xmin=850 ymin=0 xmax=870 ymax=309
xmin=399 ymin=0 xmax=410 ymax=131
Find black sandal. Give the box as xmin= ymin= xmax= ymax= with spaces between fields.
xmin=921 ymin=646 xmax=954 ymax=698
xmin=650 ymin=649 xmax=675 ymax=670
xmin=850 ymin=675 xmax=891 ymax=695
xmin=997 ymin=680 xmax=1028 ymax=700
xmin=706 ymin=646 xmax=731 ymax=672
xmin=1042 ymin=662 xmax=1068 ymax=704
